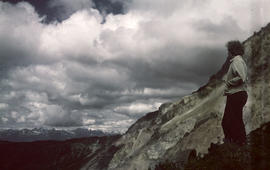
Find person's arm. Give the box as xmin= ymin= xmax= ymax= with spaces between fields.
xmin=227 ymin=76 xmax=243 ymax=87
xmin=227 ymin=60 xmax=247 ymax=87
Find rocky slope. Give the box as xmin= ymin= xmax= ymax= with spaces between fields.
xmin=159 ymin=121 xmax=270 ymax=170
xmin=80 ymin=24 xmax=270 ymax=170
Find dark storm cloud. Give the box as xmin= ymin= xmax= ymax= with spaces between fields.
xmin=2 ymin=0 xmax=125 ymax=23
xmin=112 ymin=47 xmax=226 ymax=90
xmin=2 ymin=0 xmax=62 ymax=22
xmin=1 ymin=0 xmax=269 ymax=132
xmin=92 ymin=0 xmax=125 ymax=15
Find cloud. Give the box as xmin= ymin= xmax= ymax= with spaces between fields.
xmin=48 ymin=0 xmax=94 ymax=21
xmin=39 ymin=9 xmax=103 ymax=62
xmin=0 ymin=103 xmax=9 ymax=110
xmin=114 ymin=102 xmax=161 ymax=117
xmin=0 ymin=2 xmax=43 ymax=72
xmin=1 ymin=0 xmax=270 ymax=132
xmin=2 ymin=0 xmax=125 ymax=23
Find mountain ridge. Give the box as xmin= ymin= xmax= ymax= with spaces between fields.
xmin=0 ymin=127 xmax=117 ymax=142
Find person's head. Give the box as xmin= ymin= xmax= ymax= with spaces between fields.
xmin=226 ymin=40 xmax=244 ymax=59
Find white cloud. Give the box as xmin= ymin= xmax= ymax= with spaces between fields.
xmin=83 ymin=118 xmax=96 ymax=125
xmin=114 ymin=102 xmax=161 ymax=116
xmin=40 ymin=9 xmax=103 ymax=61
xmin=1 ymin=117 xmax=8 ymax=123
xmin=88 ymin=119 xmax=135 ymax=133
xmin=0 ymin=103 xmax=9 ymax=110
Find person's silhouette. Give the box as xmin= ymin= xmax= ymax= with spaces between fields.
xmin=222 ymin=40 xmax=248 ymax=146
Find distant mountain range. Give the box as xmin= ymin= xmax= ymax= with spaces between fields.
xmin=0 ymin=128 xmax=118 ymax=142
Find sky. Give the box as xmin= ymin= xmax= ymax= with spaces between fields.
xmin=0 ymin=0 xmax=270 ymax=133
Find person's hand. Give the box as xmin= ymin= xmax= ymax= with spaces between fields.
xmin=222 ymin=80 xmax=230 ymax=88
xmin=223 ymin=88 xmax=230 ymax=96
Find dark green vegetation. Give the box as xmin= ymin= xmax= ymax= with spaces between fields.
xmin=155 ymin=122 xmax=270 ymax=170
xmin=0 ymin=135 xmax=121 ymax=170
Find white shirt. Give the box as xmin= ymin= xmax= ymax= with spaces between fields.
xmin=224 ymin=55 xmax=248 ymax=95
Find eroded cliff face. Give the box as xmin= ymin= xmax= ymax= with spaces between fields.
xmin=82 ymin=24 xmax=270 ymax=170
xmin=107 ymin=82 xmax=227 ymax=170
xmin=243 ymin=26 xmax=270 ymax=134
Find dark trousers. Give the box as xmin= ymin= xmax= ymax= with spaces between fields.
xmin=222 ymin=91 xmax=248 ymax=145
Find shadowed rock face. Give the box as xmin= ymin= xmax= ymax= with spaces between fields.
xmin=160 ymin=121 xmax=270 ymax=170
xmin=0 ymin=135 xmax=121 ymax=170
xmin=80 ymin=24 xmax=270 ymax=170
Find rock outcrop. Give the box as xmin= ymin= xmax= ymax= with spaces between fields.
xmin=81 ymin=24 xmax=270 ymax=170
xmin=184 ymin=121 xmax=270 ymax=170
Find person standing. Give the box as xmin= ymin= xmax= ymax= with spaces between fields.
xmin=222 ymin=40 xmax=248 ymax=146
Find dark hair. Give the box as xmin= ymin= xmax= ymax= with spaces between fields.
xmin=226 ymin=40 xmax=244 ymax=56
